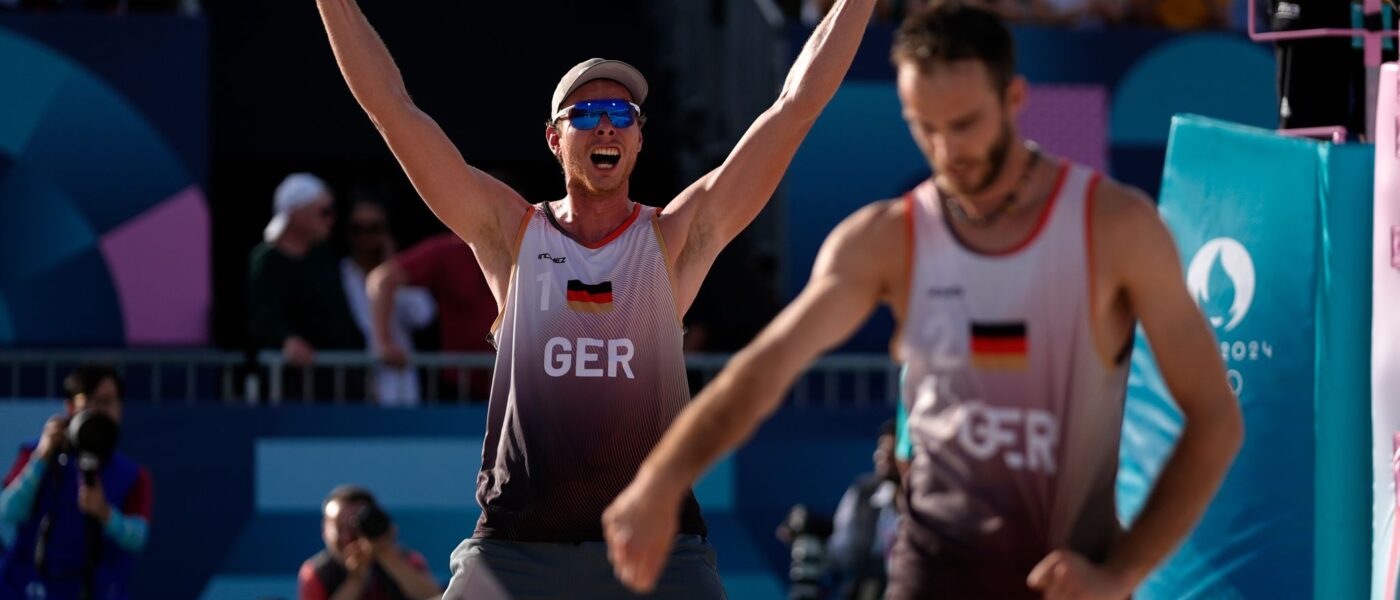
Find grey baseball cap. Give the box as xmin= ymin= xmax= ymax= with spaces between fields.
xmin=264 ymin=173 xmax=330 ymax=243
xmin=550 ymin=58 xmax=649 ymax=118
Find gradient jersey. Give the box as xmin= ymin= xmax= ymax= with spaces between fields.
xmin=891 ymin=162 xmax=1130 ymax=597
xmin=474 ymin=203 xmax=705 ymax=542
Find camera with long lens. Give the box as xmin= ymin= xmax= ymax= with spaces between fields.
xmin=65 ymin=409 xmax=120 ymax=485
xmin=779 ymin=504 xmax=832 ymax=600
xmin=354 ymin=501 xmax=392 ymax=540
xmin=33 ymin=410 xmax=121 ymax=582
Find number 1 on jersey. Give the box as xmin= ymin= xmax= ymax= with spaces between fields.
xmin=537 ymin=272 xmax=552 ymax=311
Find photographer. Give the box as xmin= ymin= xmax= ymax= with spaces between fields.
xmin=299 ymin=485 xmax=440 ymax=600
xmin=0 ymin=364 xmax=153 ymax=600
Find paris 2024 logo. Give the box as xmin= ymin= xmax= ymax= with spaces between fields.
xmin=1186 ymin=237 xmax=1273 ymax=396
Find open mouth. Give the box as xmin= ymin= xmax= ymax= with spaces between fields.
xmin=590 ymin=147 xmax=621 ymax=170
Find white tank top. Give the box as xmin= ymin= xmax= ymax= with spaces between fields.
xmin=474 ymin=202 xmax=705 ymax=542
xmin=894 ymin=162 xmax=1130 ymax=584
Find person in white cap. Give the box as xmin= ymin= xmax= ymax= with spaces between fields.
xmin=248 ymin=172 xmax=363 ymax=368
xmin=316 ymin=0 xmax=877 ymax=596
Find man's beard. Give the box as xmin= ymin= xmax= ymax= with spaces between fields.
xmin=943 ymin=120 xmax=1013 ymax=196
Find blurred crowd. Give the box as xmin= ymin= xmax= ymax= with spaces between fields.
xmin=786 ymin=0 xmax=1242 ymax=29
xmin=247 ymin=173 xmax=499 ymax=407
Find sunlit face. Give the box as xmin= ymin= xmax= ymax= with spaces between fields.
xmin=896 ymin=60 xmax=1025 ymax=197
xmin=69 ymin=377 xmax=122 ymax=425
xmin=546 ymin=79 xmax=644 ymax=195
xmin=322 ymin=498 xmax=366 ymax=560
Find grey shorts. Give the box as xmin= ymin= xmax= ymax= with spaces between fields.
xmin=442 ymin=534 xmax=727 ymax=600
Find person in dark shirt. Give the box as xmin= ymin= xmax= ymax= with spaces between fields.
xmin=248 ymin=172 xmax=364 ymax=367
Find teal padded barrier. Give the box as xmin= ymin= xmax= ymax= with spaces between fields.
xmin=1119 ymin=115 xmax=1373 ymax=598
xmin=1317 ymin=142 xmax=1374 ymax=600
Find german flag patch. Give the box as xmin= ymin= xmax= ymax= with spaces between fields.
xmin=567 ymin=280 xmax=613 ymax=313
xmin=970 ymin=322 xmax=1027 ymax=371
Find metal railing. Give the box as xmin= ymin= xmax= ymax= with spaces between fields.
xmin=0 ymin=350 xmax=246 ymax=405
xmin=256 ymin=350 xmax=497 ymax=406
xmin=0 ymin=349 xmax=900 ymax=409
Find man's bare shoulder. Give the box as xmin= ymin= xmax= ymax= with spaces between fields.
xmin=830 ymin=197 xmax=908 ymax=246
xmin=1089 ymin=174 xmax=1187 ymax=296
xmin=1090 ymin=175 xmax=1169 ymax=248
xmin=1092 ymin=175 xmax=1158 ymax=225
xmin=814 ymin=197 xmax=910 ymax=298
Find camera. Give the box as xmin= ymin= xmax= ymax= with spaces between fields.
xmin=65 ymin=409 xmax=120 ymax=484
xmin=354 ymin=501 xmax=392 ymax=540
xmin=779 ymin=504 xmax=832 ymax=600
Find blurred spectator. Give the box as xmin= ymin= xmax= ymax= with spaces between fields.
xmin=1134 ymin=0 xmax=1229 ymax=28
xmin=248 ymin=173 xmax=364 ymax=368
xmin=825 ymin=420 xmax=901 ymax=600
xmin=0 ymin=365 xmax=153 ymax=600
xmin=299 ymin=485 xmax=440 ymax=600
xmin=367 ymin=233 xmax=497 ymax=401
xmin=339 ymin=199 xmax=436 ymax=407
xmin=789 ymin=0 xmax=1242 ymax=28
xmin=931 ymin=0 xmax=1131 ymax=26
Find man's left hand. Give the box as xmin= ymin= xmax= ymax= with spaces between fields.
xmin=358 ymin=524 xmax=399 ymax=560
xmin=1027 ymin=550 xmax=1133 ymax=600
xmin=77 ymin=480 xmax=112 ymax=523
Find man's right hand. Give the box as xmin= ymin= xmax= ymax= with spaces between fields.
xmin=343 ymin=540 xmax=373 ymax=582
xmin=283 ymin=336 xmax=316 ymax=367
xmin=34 ymin=415 xmax=68 ymax=461
xmin=377 ymin=340 xmax=409 ymax=369
xmin=603 ymin=473 xmax=685 ymax=593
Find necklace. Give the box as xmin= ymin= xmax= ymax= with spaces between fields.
xmin=941 ymin=146 xmax=1042 ymax=228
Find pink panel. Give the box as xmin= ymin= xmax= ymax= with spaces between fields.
xmin=1375 ymin=62 xmax=1400 ymax=600
xmin=1019 ymin=85 xmax=1109 ymax=172
xmin=98 ymin=185 xmax=210 ymax=345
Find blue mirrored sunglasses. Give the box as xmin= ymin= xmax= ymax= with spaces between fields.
xmin=553 ymin=99 xmax=643 ymax=130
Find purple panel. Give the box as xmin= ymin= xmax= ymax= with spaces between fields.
xmin=98 ymin=185 xmax=210 ymax=345
xmin=1019 ymin=85 xmax=1109 ymax=172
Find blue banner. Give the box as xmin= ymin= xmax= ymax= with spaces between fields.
xmin=0 ymin=16 xmax=209 ymax=347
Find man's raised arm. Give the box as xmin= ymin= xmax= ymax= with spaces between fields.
xmin=317 ymin=0 xmax=526 ymax=260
